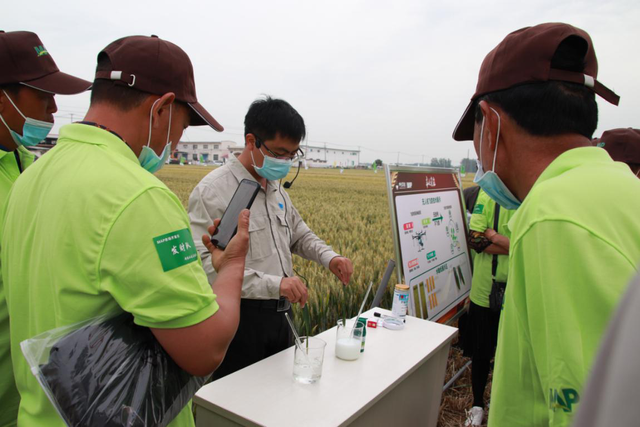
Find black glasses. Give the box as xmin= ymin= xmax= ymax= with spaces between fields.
xmin=254 ymin=135 xmax=304 ymax=162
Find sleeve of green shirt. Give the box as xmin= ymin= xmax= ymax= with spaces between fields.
xmin=508 ymin=220 xmax=633 ymax=427
xmin=469 ymin=192 xmax=489 ymax=233
xmin=100 ymin=187 xmax=218 ymax=329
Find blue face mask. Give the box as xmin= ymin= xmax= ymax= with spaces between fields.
xmin=0 ymin=90 xmax=54 ymax=147
xmin=251 ymin=147 xmax=292 ymax=181
xmin=138 ymin=100 xmax=172 ymax=174
xmin=473 ymin=107 xmax=521 ymax=210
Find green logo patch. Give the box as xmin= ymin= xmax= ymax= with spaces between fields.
xmin=472 ymin=204 xmax=484 ymax=214
xmin=549 ymin=388 xmax=580 ymax=413
xmin=153 ymin=228 xmax=198 ymax=272
xmin=34 ymin=46 xmax=49 ymax=57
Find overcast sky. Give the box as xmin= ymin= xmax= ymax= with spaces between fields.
xmin=5 ymin=0 xmax=639 ymax=164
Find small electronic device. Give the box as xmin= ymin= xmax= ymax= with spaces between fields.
xmin=211 ymin=179 xmax=260 ymax=250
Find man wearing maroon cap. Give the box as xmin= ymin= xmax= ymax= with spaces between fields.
xmin=0 ymin=30 xmax=90 ymax=427
xmin=453 ymin=23 xmax=640 ymax=426
xmin=596 ymin=128 xmax=640 ymax=177
xmin=1 ymin=35 xmax=246 ymax=427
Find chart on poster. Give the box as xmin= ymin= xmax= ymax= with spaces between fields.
xmin=386 ymin=166 xmax=472 ymax=323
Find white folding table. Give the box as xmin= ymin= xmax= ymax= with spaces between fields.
xmin=194 ymin=308 xmax=457 ymax=427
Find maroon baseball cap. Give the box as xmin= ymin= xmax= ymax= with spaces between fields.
xmin=94 ymin=35 xmax=223 ymax=131
xmin=0 ymin=30 xmax=91 ymax=94
xmin=597 ymin=128 xmax=640 ymax=166
xmin=453 ymin=23 xmax=620 ymax=141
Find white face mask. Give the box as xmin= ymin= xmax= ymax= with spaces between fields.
xmin=138 ymin=99 xmax=172 ymax=174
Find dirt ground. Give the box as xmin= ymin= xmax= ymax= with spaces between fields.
xmin=437 ymin=322 xmax=492 ymax=427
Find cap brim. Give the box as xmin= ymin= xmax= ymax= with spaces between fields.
xmin=20 ymin=71 xmax=92 ymax=95
xmin=452 ymin=100 xmax=475 ymax=141
xmin=188 ymin=102 xmax=224 ymax=132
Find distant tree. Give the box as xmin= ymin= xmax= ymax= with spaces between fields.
xmin=374 ymin=159 xmax=383 ymax=167
xmin=460 ymin=158 xmax=478 ymax=173
xmin=430 ymin=158 xmax=452 ymax=167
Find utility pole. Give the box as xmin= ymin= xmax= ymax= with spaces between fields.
xmin=70 ymin=113 xmax=74 ymax=123
xmin=324 ymin=142 xmax=327 ymax=162
xmin=422 ymin=154 xmax=425 ymax=166
xmin=397 ymin=151 xmax=400 ymax=165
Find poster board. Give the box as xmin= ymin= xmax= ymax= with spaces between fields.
xmin=385 ymin=165 xmax=472 ymax=324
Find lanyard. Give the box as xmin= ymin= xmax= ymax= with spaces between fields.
xmin=14 ymin=150 xmax=23 ymax=173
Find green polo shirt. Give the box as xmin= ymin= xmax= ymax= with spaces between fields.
xmin=469 ymin=190 xmax=515 ymax=308
xmin=1 ymin=124 xmax=218 ymax=427
xmin=488 ymin=147 xmax=640 ymax=427
xmin=0 ymin=146 xmax=34 ymax=427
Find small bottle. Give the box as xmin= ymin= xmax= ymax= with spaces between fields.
xmin=357 ymin=317 xmax=367 ymax=352
xmin=391 ymin=284 xmax=410 ymax=318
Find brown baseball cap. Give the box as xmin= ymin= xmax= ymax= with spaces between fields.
xmin=0 ymin=30 xmax=91 ymax=94
xmin=597 ymin=128 xmax=640 ymax=166
xmin=453 ymin=23 xmax=620 ymax=141
xmin=94 ymin=35 xmax=223 ymax=131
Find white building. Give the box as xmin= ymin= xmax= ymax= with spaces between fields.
xmin=302 ymin=144 xmax=360 ymax=168
xmin=27 ymin=135 xmax=244 ymax=165
xmin=173 ymin=140 xmax=240 ymax=164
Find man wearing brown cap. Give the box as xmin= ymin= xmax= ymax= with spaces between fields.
xmin=1 ymin=35 xmax=247 ymax=427
xmin=596 ymin=128 xmax=640 ymax=177
xmin=453 ymin=23 xmax=640 ymax=426
xmin=0 ymin=30 xmax=91 ymax=427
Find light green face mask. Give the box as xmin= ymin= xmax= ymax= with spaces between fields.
xmin=0 ymin=90 xmax=53 ymax=147
xmin=138 ymin=100 xmax=172 ymax=174
xmin=251 ymin=147 xmax=292 ymax=181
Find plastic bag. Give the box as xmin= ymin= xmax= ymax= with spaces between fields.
xmin=21 ymin=312 xmax=209 ymax=426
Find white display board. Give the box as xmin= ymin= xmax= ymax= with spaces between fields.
xmin=386 ymin=165 xmax=472 ymax=323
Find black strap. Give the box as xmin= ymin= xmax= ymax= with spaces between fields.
xmin=14 ymin=150 xmax=23 ymax=173
xmin=77 ymin=121 xmax=127 ymax=144
xmin=491 ymin=203 xmax=501 ymax=279
xmin=464 ymin=185 xmax=481 ymax=214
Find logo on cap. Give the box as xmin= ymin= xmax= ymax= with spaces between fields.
xmin=34 ymin=45 xmax=49 ymax=57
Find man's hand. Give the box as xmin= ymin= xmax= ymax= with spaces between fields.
xmin=484 ymin=228 xmax=498 ymax=241
xmin=484 ymin=228 xmax=510 ymax=251
xmin=329 ymin=256 xmax=353 ymax=285
xmin=203 ymin=209 xmax=250 ymax=272
xmin=280 ymin=277 xmax=309 ymax=308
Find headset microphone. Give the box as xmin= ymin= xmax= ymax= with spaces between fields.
xmin=284 ymin=160 xmax=302 ymax=189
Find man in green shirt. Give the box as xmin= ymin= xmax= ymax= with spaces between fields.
xmin=0 ymin=30 xmax=90 ymax=427
xmin=1 ymin=35 xmax=248 ymax=427
xmin=465 ymin=189 xmax=515 ymax=426
xmin=453 ymin=23 xmax=640 ymax=426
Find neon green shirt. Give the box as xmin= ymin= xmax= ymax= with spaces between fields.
xmin=1 ymin=124 xmax=218 ymax=427
xmin=469 ymin=190 xmax=515 ymax=308
xmin=488 ymin=147 xmax=640 ymax=427
xmin=0 ymin=146 xmax=34 ymax=427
